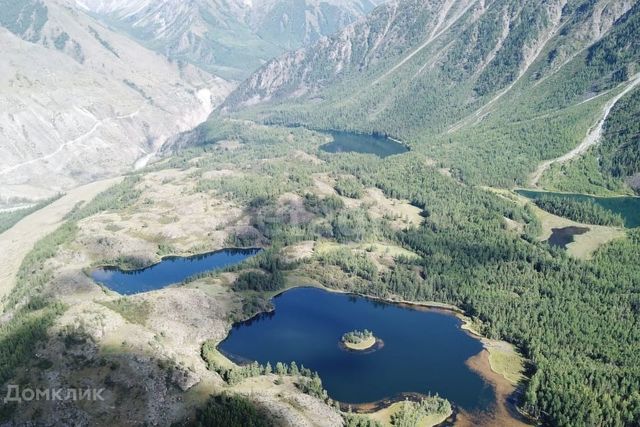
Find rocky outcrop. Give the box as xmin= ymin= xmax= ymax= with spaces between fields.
xmin=75 ymin=0 xmax=384 ymax=80
xmin=221 ymin=0 xmax=635 ymax=112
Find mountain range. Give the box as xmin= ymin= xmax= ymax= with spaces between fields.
xmin=77 ymin=0 xmax=382 ymax=80
xmin=220 ymin=0 xmax=640 ymax=190
xmin=0 ymin=0 xmax=378 ymax=205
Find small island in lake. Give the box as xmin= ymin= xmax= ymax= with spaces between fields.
xmin=341 ymin=329 xmax=378 ymax=351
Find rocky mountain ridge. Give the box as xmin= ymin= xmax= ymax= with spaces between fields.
xmin=219 ymin=0 xmax=640 ymax=188
xmin=0 ymin=0 xmax=232 ymax=205
xmin=0 ymin=0 xmax=382 ymax=205
xmin=76 ymin=0 xmax=383 ymax=80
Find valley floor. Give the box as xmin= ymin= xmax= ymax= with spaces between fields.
xmin=0 ymin=177 xmax=122 ymax=304
xmin=1 ymin=122 xmax=638 ymax=426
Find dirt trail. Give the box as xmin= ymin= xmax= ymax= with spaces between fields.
xmin=0 ymin=176 xmax=122 ymax=304
xmin=530 ymin=74 xmax=640 ymax=186
xmin=0 ymin=110 xmax=139 ymax=176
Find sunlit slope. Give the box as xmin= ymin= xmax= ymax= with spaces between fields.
xmin=0 ymin=0 xmax=232 ymax=203
xmin=77 ymin=0 xmax=383 ymax=80
xmin=221 ymin=0 xmax=639 ymax=186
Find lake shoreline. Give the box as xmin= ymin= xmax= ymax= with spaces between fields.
xmin=89 ymin=246 xmax=263 ymax=273
xmin=339 ymin=337 xmax=384 ymax=353
xmin=513 ymin=186 xmax=638 ymax=198
xmin=216 ymin=284 xmax=533 ymax=425
xmin=90 ymin=247 xmax=262 ymax=295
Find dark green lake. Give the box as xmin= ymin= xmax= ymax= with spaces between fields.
xmin=516 ymin=189 xmax=640 ymax=228
xmin=319 ymin=131 xmax=408 ymax=157
xmin=219 ymin=287 xmax=495 ymax=411
xmin=91 ymin=248 xmax=260 ymax=295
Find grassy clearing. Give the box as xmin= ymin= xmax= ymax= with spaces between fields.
xmin=363 ymin=243 xmax=420 ymax=260
xmin=486 ymin=188 xmax=626 ymax=259
xmin=98 ymin=298 xmax=152 ymax=326
xmin=487 ymin=345 xmax=526 ymax=385
xmin=568 ymin=226 xmax=626 ymax=259
xmin=0 ymin=195 xmax=62 ymax=235
xmin=283 ymin=273 xmax=323 ymax=288
xmin=532 ymin=204 xmax=625 ymax=259
xmin=367 ymin=400 xmax=451 ymax=427
xmin=460 ymin=315 xmax=526 ymax=385
xmin=314 ymin=240 xmax=418 ymax=260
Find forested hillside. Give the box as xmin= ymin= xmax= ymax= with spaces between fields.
xmin=600 ymin=87 xmax=640 ymax=190
xmin=162 ymin=121 xmax=640 ymax=425
xmin=220 ymin=0 xmax=640 ymax=187
xmin=543 ymin=85 xmax=640 ymax=195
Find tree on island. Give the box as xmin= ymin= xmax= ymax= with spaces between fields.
xmin=390 ymin=396 xmax=452 ymax=427
xmin=341 ymin=329 xmax=374 ymax=344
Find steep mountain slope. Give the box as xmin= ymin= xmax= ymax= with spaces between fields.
xmin=0 ymin=0 xmax=232 ymax=204
xmin=76 ymin=0 xmax=382 ymax=80
xmin=539 ymin=83 xmax=640 ymax=195
xmin=220 ymin=0 xmax=639 ymax=188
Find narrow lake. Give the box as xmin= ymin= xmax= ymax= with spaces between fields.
xmin=219 ymin=287 xmax=495 ymax=412
xmin=91 ymin=248 xmax=260 ymax=295
xmin=319 ymin=131 xmax=408 ymax=158
xmin=516 ymin=189 xmax=640 ymax=227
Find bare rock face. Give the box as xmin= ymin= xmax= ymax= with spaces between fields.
xmin=220 ymin=0 xmax=635 ymax=113
xmin=626 ymin=173 xmax=640 ymax=192
xmin=74 ymin=0 xmax=385 ymax=80
xmin=0 ymin=0 xmax=234 ymax=204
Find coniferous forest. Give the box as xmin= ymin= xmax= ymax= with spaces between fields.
xmin=2 ymin=0 xmax=640 ymax=426
xmin=165 ymin=124 xmax=640 ymax=426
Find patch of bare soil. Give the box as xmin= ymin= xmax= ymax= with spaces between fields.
xmin=282 ymin=241 xmax=315 ymax=263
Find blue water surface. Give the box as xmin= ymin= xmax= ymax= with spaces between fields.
xmin=516 ymin=189 xmax=640 ymax=227
xmin=319 ymin=131 xmax=408 ymax=158
xmin=91 ymin=248 xmax=260 ymax=295
xmin=219 ymin=287 xmax=494 ymax=411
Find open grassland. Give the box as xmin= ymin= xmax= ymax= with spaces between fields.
xmin=485 ymin=187 xmax=626 ymax=259
xmin=367 ymin=401 xmax=451 ymax=427
xmin=0 ymin=177 xmax=122 ymax=304
xmin=528 ymin=199 xmax=625 ymax=259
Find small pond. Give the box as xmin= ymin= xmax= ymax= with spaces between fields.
xmin=547 ymin=226 xmax=589 ymax=249
xmin=91 ymin=248 xmax=260 ymax=295
xmin=218 ymin=287 xmax=495 ymax=412
xmin=516 ymin=189 xmax=640 ymax=228
xmin=319 ymin=131 xmax=408 ymax=158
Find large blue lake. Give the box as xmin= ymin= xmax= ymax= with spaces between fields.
xmin=91 ymin=248 xmax=260 ymax=295
xmin=219 ymin=287 xmax=494 ymax=411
